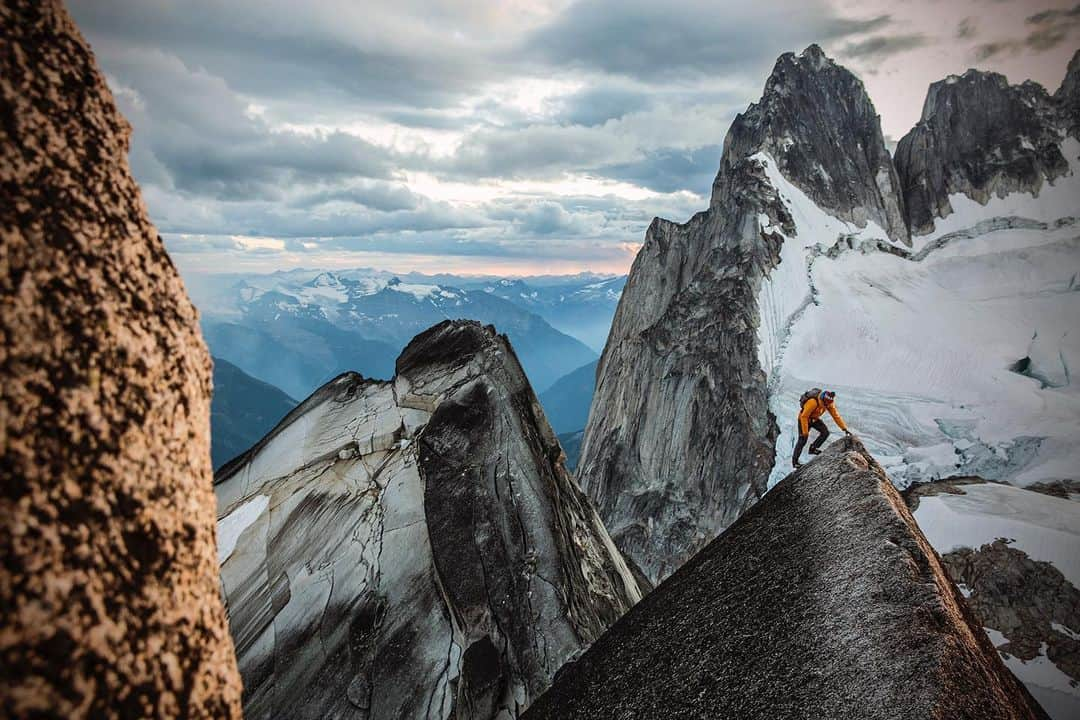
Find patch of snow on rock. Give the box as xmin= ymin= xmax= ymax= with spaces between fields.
xmin=985 ymin=628 xmax=1080 ymax=719
xmin=913 ymin=136 xmax=1080 ymax=252
xmin=389 ymin=282 xmax=440 ymax=300
xmin=217 ymin=494 xmax=269 ymax=564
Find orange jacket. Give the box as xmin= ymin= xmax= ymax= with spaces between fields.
xmin=798 ymin=396 xmax=848 ymax=436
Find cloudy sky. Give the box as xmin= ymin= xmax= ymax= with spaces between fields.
xmin=70 ymin=0 xmax=1079 ymax=277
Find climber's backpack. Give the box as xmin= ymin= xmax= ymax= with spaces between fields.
xmin=799 ymin=388 xmax=823 ymax=410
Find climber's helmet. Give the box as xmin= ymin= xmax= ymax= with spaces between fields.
xmin=821 ymin=390 xmax=836 ymax=404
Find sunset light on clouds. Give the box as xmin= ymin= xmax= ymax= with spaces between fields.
xmin=69 ymin=0 xmax=1080 ymax=276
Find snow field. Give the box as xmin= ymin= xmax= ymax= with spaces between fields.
xmin=753 ymin=147 xmax=1080 ymax=489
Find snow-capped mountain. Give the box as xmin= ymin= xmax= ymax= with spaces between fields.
xmin=459 ymin=275 xmax=627 ymax=352
xmin=215 ymin=320 xmax=640 ymax=720
xmin=759 ymin=54 xmax=1080 ymax=492
xmin=894 ymin=68 xmax=1073 ymax=236
xmin=579 ymin=44 xmax=1080 ymax=588
xmin=190 ymin=270 xmax=601 ymax=398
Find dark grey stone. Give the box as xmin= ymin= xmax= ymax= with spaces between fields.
xmin=524 ymin=438 xmax=1050 ymax=720
xmin=895 ymin=69 xmax=1071 ymax=236
xmin=1054 ymin=49 xmax=1080 ymax=139
xmin=714 ymin=44 xmax=909 ymax=245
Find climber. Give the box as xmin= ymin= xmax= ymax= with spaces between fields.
xmin=792 ymin=388 xmax=851 ymax=468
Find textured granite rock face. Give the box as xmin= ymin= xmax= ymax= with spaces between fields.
xmin=0 ymin=2 xmax=242 ymax=717
xmin=577 ymin=45 xmax=900 ymax=583
xmin=943 ymin=540 xmax=1080 ymax=687
xmin=714 ymin=44 xmax=908 ymax=245
xmin=215 ymin=320 xmax=640 ymax=719
xmin=1055 ymin=49 xmax=1080 ymax=139
xmin=895 ymin=69 xmax=1073 ymax=235
xmin=524 ymin=438 xmax=1050 ymax=720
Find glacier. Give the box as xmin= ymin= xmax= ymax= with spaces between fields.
xmin=757 ymin=140 xmax=1080 ymax=489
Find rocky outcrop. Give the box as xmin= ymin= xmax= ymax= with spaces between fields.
xmin=714 ymin=44 xmax=908 ymax=245
xmin=943 ymin=540 xmax=1079 ymax=687
xmin=904 ymin=478 xmax=1080 ymax=716
xmin=215 ymin=320 xmax=640 ymax=719
xmin=1054 ymin=50 xmax=1080 ymax=139
xmin=577 ymin=45 xmax=900 ymax=583
xmin=895 ymin=69 xmax=1073 ymax=235
xmin=0 ymin=1 xmax=242 ymax=717
xmin=523 ymin=438 xmax=1050 ymax=720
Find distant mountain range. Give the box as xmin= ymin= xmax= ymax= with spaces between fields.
xmin=187 ymin=269 xmax=625 ymax=400
xmin=210 ymin=357 xmax=297 ymax=469
xmin=455 ymin=275 xmax=625 ymax=352
xmin=539 ymin=359 xmax=597 ymax=434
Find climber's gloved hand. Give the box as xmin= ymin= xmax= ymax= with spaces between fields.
xmin=844 ymin=429 xmax=853 ymax=436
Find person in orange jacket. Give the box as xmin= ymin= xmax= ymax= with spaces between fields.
xmin=792 ymin=389 xmax=851 ymax=468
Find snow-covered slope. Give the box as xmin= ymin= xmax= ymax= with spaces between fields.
xmin=759 ymin=140 xmax=1080 ymax=489
xmin=909 ymin=481 xmax=1080 ymax=719
xmin=215 ymin=320 xmax=639 ymax=719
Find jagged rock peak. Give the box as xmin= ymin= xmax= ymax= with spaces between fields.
xmin=524 ymin=438 xmax=1050 ymax=720
xmin=396 ymin=317 xmax=506 ymax=377
xmin=895 ymin=66 xmax=1071 ymax=235
xmin=713 ymin=44 xmax=909 ymax=245
xmin=0 ymin=1 xmax=243 ymax=716
xmin=578 ymin=45 xmax=901 ymax=587
xmin=919 ymin=69 xmax=1057 ymax=120
xmin=216 ymin=319 xmax=640 ymax=719
xmin=1055 ymin=48 xmax=1080 ymax=137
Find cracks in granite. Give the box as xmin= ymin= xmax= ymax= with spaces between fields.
xmin=219 ymin=321 xmax=635 ymax=719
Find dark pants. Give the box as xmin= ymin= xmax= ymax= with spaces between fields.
xmin=792 ymin=419 xmax=829 ymax=465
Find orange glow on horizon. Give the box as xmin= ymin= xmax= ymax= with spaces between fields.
xmin=173 ymin=244 xmax=642 ymax=278
xmin=170 ymin=248 xmax=639 ymax=278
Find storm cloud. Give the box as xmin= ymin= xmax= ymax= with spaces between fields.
xmin=65 ymin=0 xmax=1080 ymax=274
